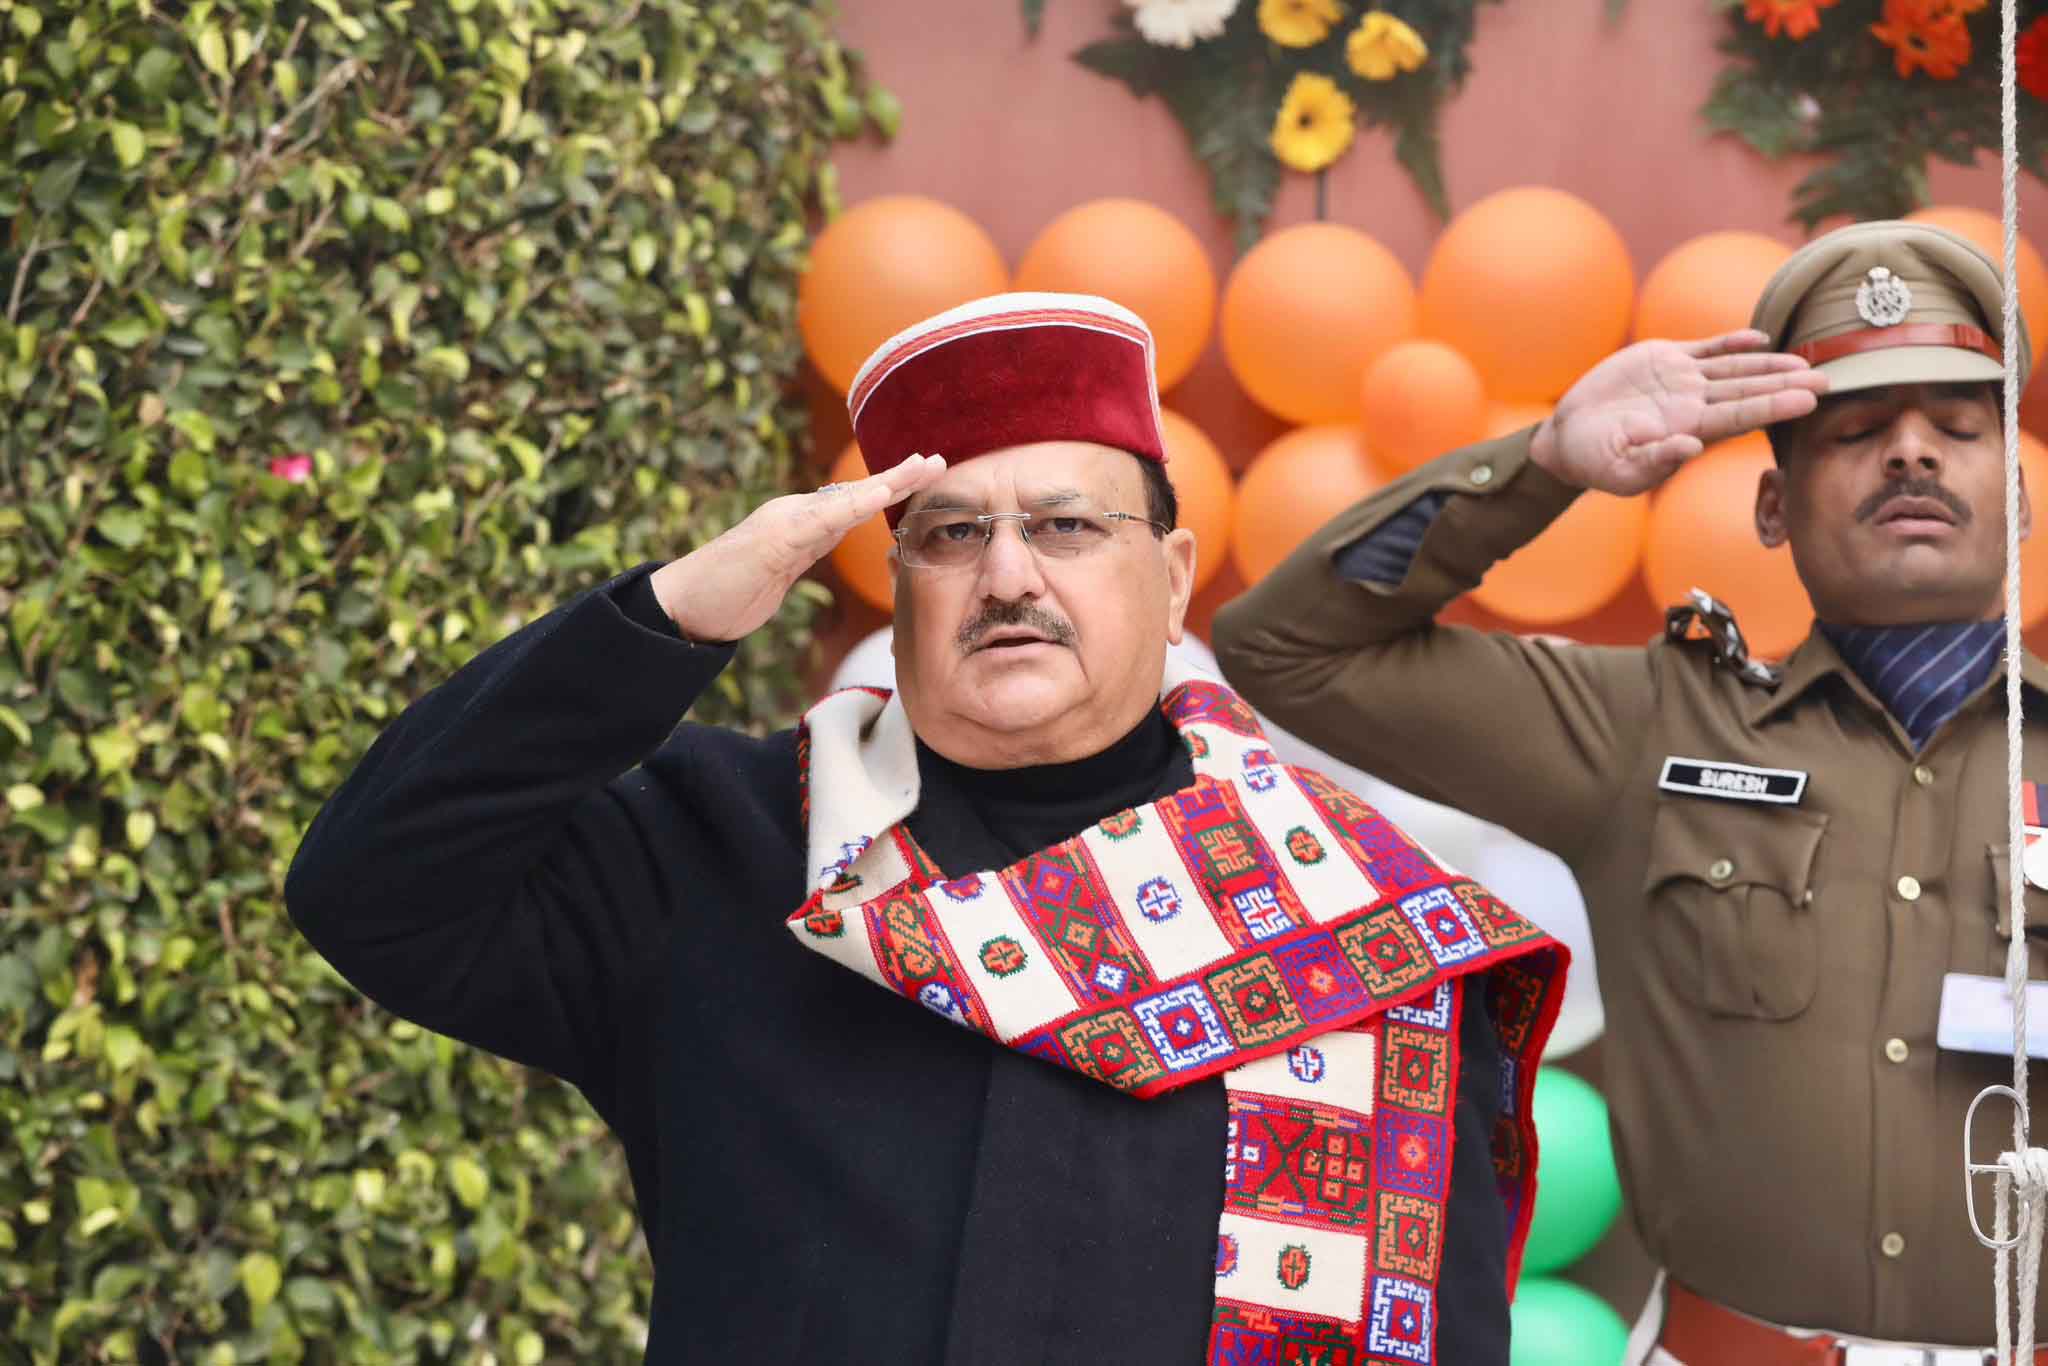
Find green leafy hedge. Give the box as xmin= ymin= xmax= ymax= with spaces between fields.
xmin=0 ymin=0 xmax=877 ymax=1358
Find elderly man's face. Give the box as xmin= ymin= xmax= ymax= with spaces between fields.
xmin=1758 ymin=381 xmax=2025 ymax=626
xmin=891 ymin=441 xmax=1197 ymax=768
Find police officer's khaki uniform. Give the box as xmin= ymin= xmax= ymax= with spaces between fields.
xmin=1213 ymin=222 xmax=2048 ymax=1360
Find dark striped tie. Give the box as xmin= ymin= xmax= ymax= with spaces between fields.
xmin=1818 ymin=620 xmax=2007 ymax=750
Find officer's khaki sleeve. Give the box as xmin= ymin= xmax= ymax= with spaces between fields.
xmin=1211 ymin=426 xmax=1658 ymax=862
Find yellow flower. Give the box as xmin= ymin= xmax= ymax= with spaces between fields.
xmin=1270 ymin=72 xmax=1356 ymax=173
xmin=1259 ymin=0 xmax=1344 ymax=48
xmin=1347 ymin=11 xmax=1428 ymax=80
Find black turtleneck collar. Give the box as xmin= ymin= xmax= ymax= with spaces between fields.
xmin=907 ymin=705 xmax=1194 ymax=874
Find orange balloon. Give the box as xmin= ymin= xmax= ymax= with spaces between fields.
xmin=799 ymin=196 xmax=1009 ymax=394
xmin=1159 ymin=409 xmax=1236 ymax=592
xmin=1015 ymin=199 xmax=1217 ymax=391
xmin=2026 ymin=373 xmax=2048 ymax=444
xmin=1468 ymin=401 xmax=1647 ymax=625
xmin=1359 ymin=340 xmax=1488 ymax=473
xmin=824 ymin=443 xmax=896 ymax=611
xmin=1642 ymin=433 xmax=1813 ymax=659
xmin=1420 ymin=187 xmax=1634 ymax=403
xmin=1904 ymin=206 xmax=2048 ymax=350
xmin=1634 ymin=231 xmax=1793 ymax=344
xmin=2022 ymin=431 xmax=2048 ymax=628
xmin=1221 ymin=224 xmax=1416 ymax=424
xmin=1484 ymin=401 xmax=1553 ymax=442
xmin=1230 ymin=425 xmax=1390 ymax=586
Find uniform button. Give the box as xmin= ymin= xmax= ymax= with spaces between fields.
xmin=1708 ymin=858 xmax=1735 ymax=883
xmin=1470 ymin=463 xmax=1495 ymax=487
xmin=1884 ymin=1037 xmax=1909 ymax=1064
xmin=1896 ymin=875 xmax=1922 ymax=902
xmin=1880 ymin=1231 xmax=1905 ymax=1258
xmin=1913 ymin=765 xmax=1935 ymax=787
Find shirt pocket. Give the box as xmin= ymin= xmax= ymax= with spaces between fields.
xmin=1643 ymin=799 xmax=1828 ymax=1020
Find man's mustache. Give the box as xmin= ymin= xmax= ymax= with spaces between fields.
xmin=1854 ymin=477 xmax=1972 ymax=526
xmin=956 ymin=600 xmax=1077 ymax=652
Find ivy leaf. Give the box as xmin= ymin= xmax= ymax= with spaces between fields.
xmin=1159 ymin=43 xmax=1280 ymax=250
xmin=865 ymin=87 xmax=903 ymax=139
xmin=95 ymin=507 xmax=147 ymax=550
xmin=194 ymin=25 xmax=231 ymax=82
xmin=1072 ymin=35 xmax=1171 ymax=99
xmin=237 ymin=1253 xmax=282 ymax=1314
xmin=1391 ymin=96 xmax=1451 ymax=221
xmin=32 ymin=158 xmax=85 ymax=214
xmin=132 ymin=47 xmax=181 ymax=99
xmin=1701 ymin=67 xmax=1807 ymax=159
xmin=107 ymin=121 xmax=145 ymax=170
xmin=448 ymin=1154 xmax=490 ymax=1210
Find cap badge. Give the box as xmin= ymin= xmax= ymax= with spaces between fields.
xmin=1856 ymin=266 xmax=1913 ymax=328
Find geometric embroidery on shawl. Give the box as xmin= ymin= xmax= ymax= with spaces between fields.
xmin=1396 ymin=886 xmax=1486 ymax=968
xmin=1373 ymin=1110 xmax=1451 ymax=1200
xmin=799 ymin=904 xmax=846 ymax=939
xmin=1486 ymin=957 xmax=1555 ymax=1057
xmin=1335 ymin=905 xmax=1436 ymax=1001
xmin=1297 ymin=768 xmax=1439 ymax=896
xmin=1491 ymin=1111 xmax=1526 ymax=1184
xmin=1162 ymin=678 xmax=1263 ymax=737
xmin=978 ymin=935 xmax=1029 ymax=978
xmin=1161 ymin=781 xmax=1309 ymax=949
xmin=1209 ymin=1304 xmax=1362 ymax=1365
xmin=1133 ymin=981 xmax=1236 ymax=1073
xmin=1285 ymin=824 xmax=1328 ymax=866
xmin=862 ymin=887 xmax=987 ymax=1033
xmin=1002 ymin=845 xmax=1157 ymax=1006
xmin=1379 ymin=1023 xmax=1451 ymax=1113
xmin=1386 ymin=982 xmax=1454 ymax=1032
xmin=1225 ymin=1095 xmax=1375 ymax=1229
xmin=1374 ymin=1192 xmax=1443 ymax=1280
xmin=1207 ymin=953 xmax=1309 ymax=1049
xmin=1098 ymin=808 xmax=1144 ymax=840
xmin=1367 ymin=1276 xmax=1436 ymax=1363
xmin=1055 ymin=1006 xmax=1167 ymax=1092
xmin=1455 ymin=880 xmax=1547 ymax=952
xmin=1272 ymin=934 xmax=1372 ymax=1025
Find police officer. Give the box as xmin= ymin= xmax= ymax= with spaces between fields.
xmin=1213 ymin=220 xmax=2048 ymax=1362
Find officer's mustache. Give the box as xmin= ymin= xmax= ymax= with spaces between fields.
xmin=956 ymin=600 xmax=1077 ymax=653
xmin=1854 ymin=477 xmax=1973 ymax=526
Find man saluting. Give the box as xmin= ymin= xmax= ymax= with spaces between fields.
xmin=290 ymin=293 xmax=1567 ymax=1363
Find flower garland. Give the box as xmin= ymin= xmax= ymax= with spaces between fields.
xmin=1709 ymin=0 xmax=2048 ymax=226
xmin=1023 ymin=0 xmax=1522 ymax=249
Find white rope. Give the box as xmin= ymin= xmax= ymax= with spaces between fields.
xmin=1990 ymin=1 xmax=2046 ymax=1360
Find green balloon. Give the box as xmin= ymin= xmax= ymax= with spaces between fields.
xmin=1511 ymin=1276 xmax=1631 ymax=1366
xmin=1522 ymin=1066 xmax=1623 ymax=1274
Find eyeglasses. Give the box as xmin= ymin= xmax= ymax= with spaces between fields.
xmin=893 ymin=499 xmax=1169 ymax=570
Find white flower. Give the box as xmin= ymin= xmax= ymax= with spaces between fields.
xmin=1125 ymin=0 xmax=1238 ymax=49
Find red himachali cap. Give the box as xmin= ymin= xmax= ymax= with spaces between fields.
xmin=847 ymin=292 xmax=1170 ymax=522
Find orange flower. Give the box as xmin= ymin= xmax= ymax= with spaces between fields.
xmin=2021 ymin=16 xmax=2048 ymax=101
xmin=1869 ymin=0 xmax=1973 ymax=80
xmin=1744 ymin=0 xmax=1840 ymax=40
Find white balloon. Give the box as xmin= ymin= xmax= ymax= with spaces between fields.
xmin=1459 ymin=833 xmax=1604 ymax=1059
xmin=828 ymin=626 xmax=897 ymax=694
xmin=1168 ymin=634 xmax=1223 ymax=680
